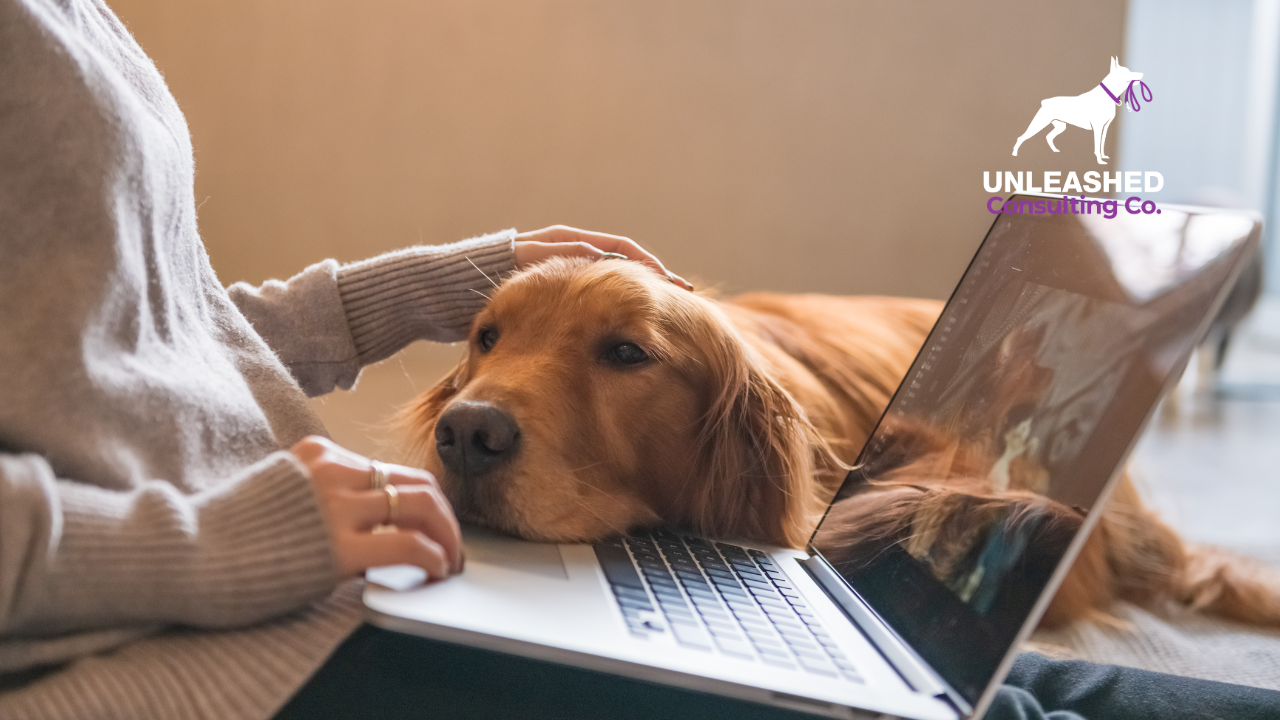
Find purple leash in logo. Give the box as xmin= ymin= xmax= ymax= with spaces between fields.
xmin=1100 ymin=79 xmax=1153 ymax=111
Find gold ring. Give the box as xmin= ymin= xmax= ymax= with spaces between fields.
xmin=369 ymin=460 xmax=390 ymax=491
xmin=383 ymin=484 xmax=400 ymax=527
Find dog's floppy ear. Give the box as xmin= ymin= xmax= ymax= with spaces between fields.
xmin=393 ymin=354 xmax=471 ymax=466
xmin=683 ymin=311 xmax=837 ymax=549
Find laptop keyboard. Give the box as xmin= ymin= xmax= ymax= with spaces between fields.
xmin=594 ymin=529 xmax=862 ymax=681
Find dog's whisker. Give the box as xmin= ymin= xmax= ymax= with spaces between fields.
xmin=467 ymin=256 xmax=501 ymax=289
xmin=567 ymin=460 xmax=608 ymax=475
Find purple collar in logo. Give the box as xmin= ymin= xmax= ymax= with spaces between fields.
xmin=1100 ymin=80 xmax=1153 ymax=111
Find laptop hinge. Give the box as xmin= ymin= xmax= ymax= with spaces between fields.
xmin=800 ymin=555 xmax=972 ymax=716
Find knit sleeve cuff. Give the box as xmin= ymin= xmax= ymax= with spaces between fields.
xmin=337 ymin=229 xmax=516 ymax=366
xmin=22 ymin=452 xmax=339 ymax=632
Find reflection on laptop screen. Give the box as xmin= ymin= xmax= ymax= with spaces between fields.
xmin=810 ymin=201 xmax=1257 ymax=704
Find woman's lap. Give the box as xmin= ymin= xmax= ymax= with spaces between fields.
xmin=275 ymin=624 xmax=1280 ymax=720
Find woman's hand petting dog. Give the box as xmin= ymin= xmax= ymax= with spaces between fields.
xmin=291 ymin=436 xmax=464 ymax=581
xmin=514 ymin=225 xmax=692 ymax=290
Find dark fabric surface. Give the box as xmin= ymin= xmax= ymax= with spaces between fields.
xmin=1003 ymin=651 xmax=1280 ymax=720
xmin=275 ymin=625 xmax=1280 ymax=720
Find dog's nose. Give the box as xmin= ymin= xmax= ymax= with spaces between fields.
xmin=434 ymin=401 xmax=521 ymax=479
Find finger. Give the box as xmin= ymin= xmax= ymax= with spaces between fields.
xmin=517 ymin=227 xmax=691 ymax=290
xmin=312 ymin=454 xmax=438 ymax=494
xmin=667 ymin=271 xmax=694 ymax=291
xmin=340 ymin=486 xmax=462 ymax=570
xmin=522 ymin=226 xmax=659 ymax=269
xmin=558 ymin=231 xmax=693 ymax=291
xmin=561 ymin=230 xmax=665 ymax=270
xmin=518 ymin=240 xmax=604 ymax=266
xmin=339 ymin=531 xmax=451 ymax=580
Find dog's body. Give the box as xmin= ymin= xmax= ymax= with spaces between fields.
xmin=1012 ymin=57 xmax=1143 ymax=165
xmin=399 ymin=258 xmax=1280 ymax=629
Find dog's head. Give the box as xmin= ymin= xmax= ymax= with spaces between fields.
xmin=1107 ymin=56 xmax=1143 ymax=85
xmin=397 ymin=258 xmax=834 ymax=547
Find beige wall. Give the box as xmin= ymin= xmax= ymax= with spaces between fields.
xmin=110 ymin=0 xmax=1126 ymax=455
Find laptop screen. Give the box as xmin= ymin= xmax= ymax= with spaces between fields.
xmin=809 ymin=199 xmax=1258 ymax=704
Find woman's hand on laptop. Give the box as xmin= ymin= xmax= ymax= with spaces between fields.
xmin=291 ymin=436 xmax=464 ymax=580
xmin=514 ymin=225 xmax=693 ymax=290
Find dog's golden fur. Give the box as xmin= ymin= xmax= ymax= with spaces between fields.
xmin=398 ymin=258 xmax=1280 ymax=628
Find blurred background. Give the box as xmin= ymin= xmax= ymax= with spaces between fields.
xmin=111 ymin=0 xmax=1278 ymax=552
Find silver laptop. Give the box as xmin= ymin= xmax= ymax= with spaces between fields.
xmin=365 ymin=197 xmax=1261 ymax=719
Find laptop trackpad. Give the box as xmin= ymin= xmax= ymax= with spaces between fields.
xmin=365 ymin=525 xmax=570 ymax=590
xmin=461 ymin=525 xmax=569 ymax=581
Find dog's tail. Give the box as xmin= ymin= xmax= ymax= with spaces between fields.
xmin=1046 ymin=476 xmax=1280 ymax=629
xmin=1177 ymin=544 xmax=1280 ymax=626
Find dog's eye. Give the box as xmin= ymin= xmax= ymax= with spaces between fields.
xmin=606 ymin=342 xmax=649 ymax=365
xmin=477 ymin=327 xmax=499 ymax=352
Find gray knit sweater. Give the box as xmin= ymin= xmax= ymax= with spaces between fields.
xmin=0 ymin=0 xmax=514 ymax=717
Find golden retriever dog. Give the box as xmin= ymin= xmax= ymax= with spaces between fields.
xmin=397 ymin=257 xmax=1280 ymax=628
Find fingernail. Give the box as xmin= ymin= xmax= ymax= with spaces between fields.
xmin=599 ymin=252 xmax=628 ymax=262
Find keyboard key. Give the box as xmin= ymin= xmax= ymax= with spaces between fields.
xmin=790 ymin=645 xmax=826 ymax=661
xmin=764 ymin=611 xmax=801 ymax=626
xmin=694 ymin=598 xmax=727 ymax=610
xmin=814 ymin=635 xmax=840 ymax=649
xmin=748 ymin=633 xmax=783 ymax=648
xmin=702 ymin=618 xmax=736 ymax=633
xmin=775 ymin=626 xmax=810 ymax=642
xmin=714 ymin=637 xmax=756 ymax=659
xmin=787 ymin=644 xmax=824 ymax=660
xmin=594 ymin=543 xmax=645 ymax=590
xmin=755 ymin=644 xmax=791 ymax=660
xmin=616 ymin=596 xmax=654 ymax=612
xmin=651 ymin=586 xmax=684 ymax=601
xmin=797 ymin=656 xmax=838 ymax=677
xmin=613 ymin=585 xmax=650 ymax=601
xmin=707 ymin=625 xmax=743 ymax=641
xmin=753 ymin=593 xmax=786 ymax=606
xmin=685 ymin=585 xmax=717 ymax=598
xmin=671 ymin=623 xmax=712 ymax=649
xmin=833 ymin=658 xmax=861 ymax=674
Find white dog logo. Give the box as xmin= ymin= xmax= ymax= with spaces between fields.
xmin=1012 ymin=57 xmax=1149 ymax=165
